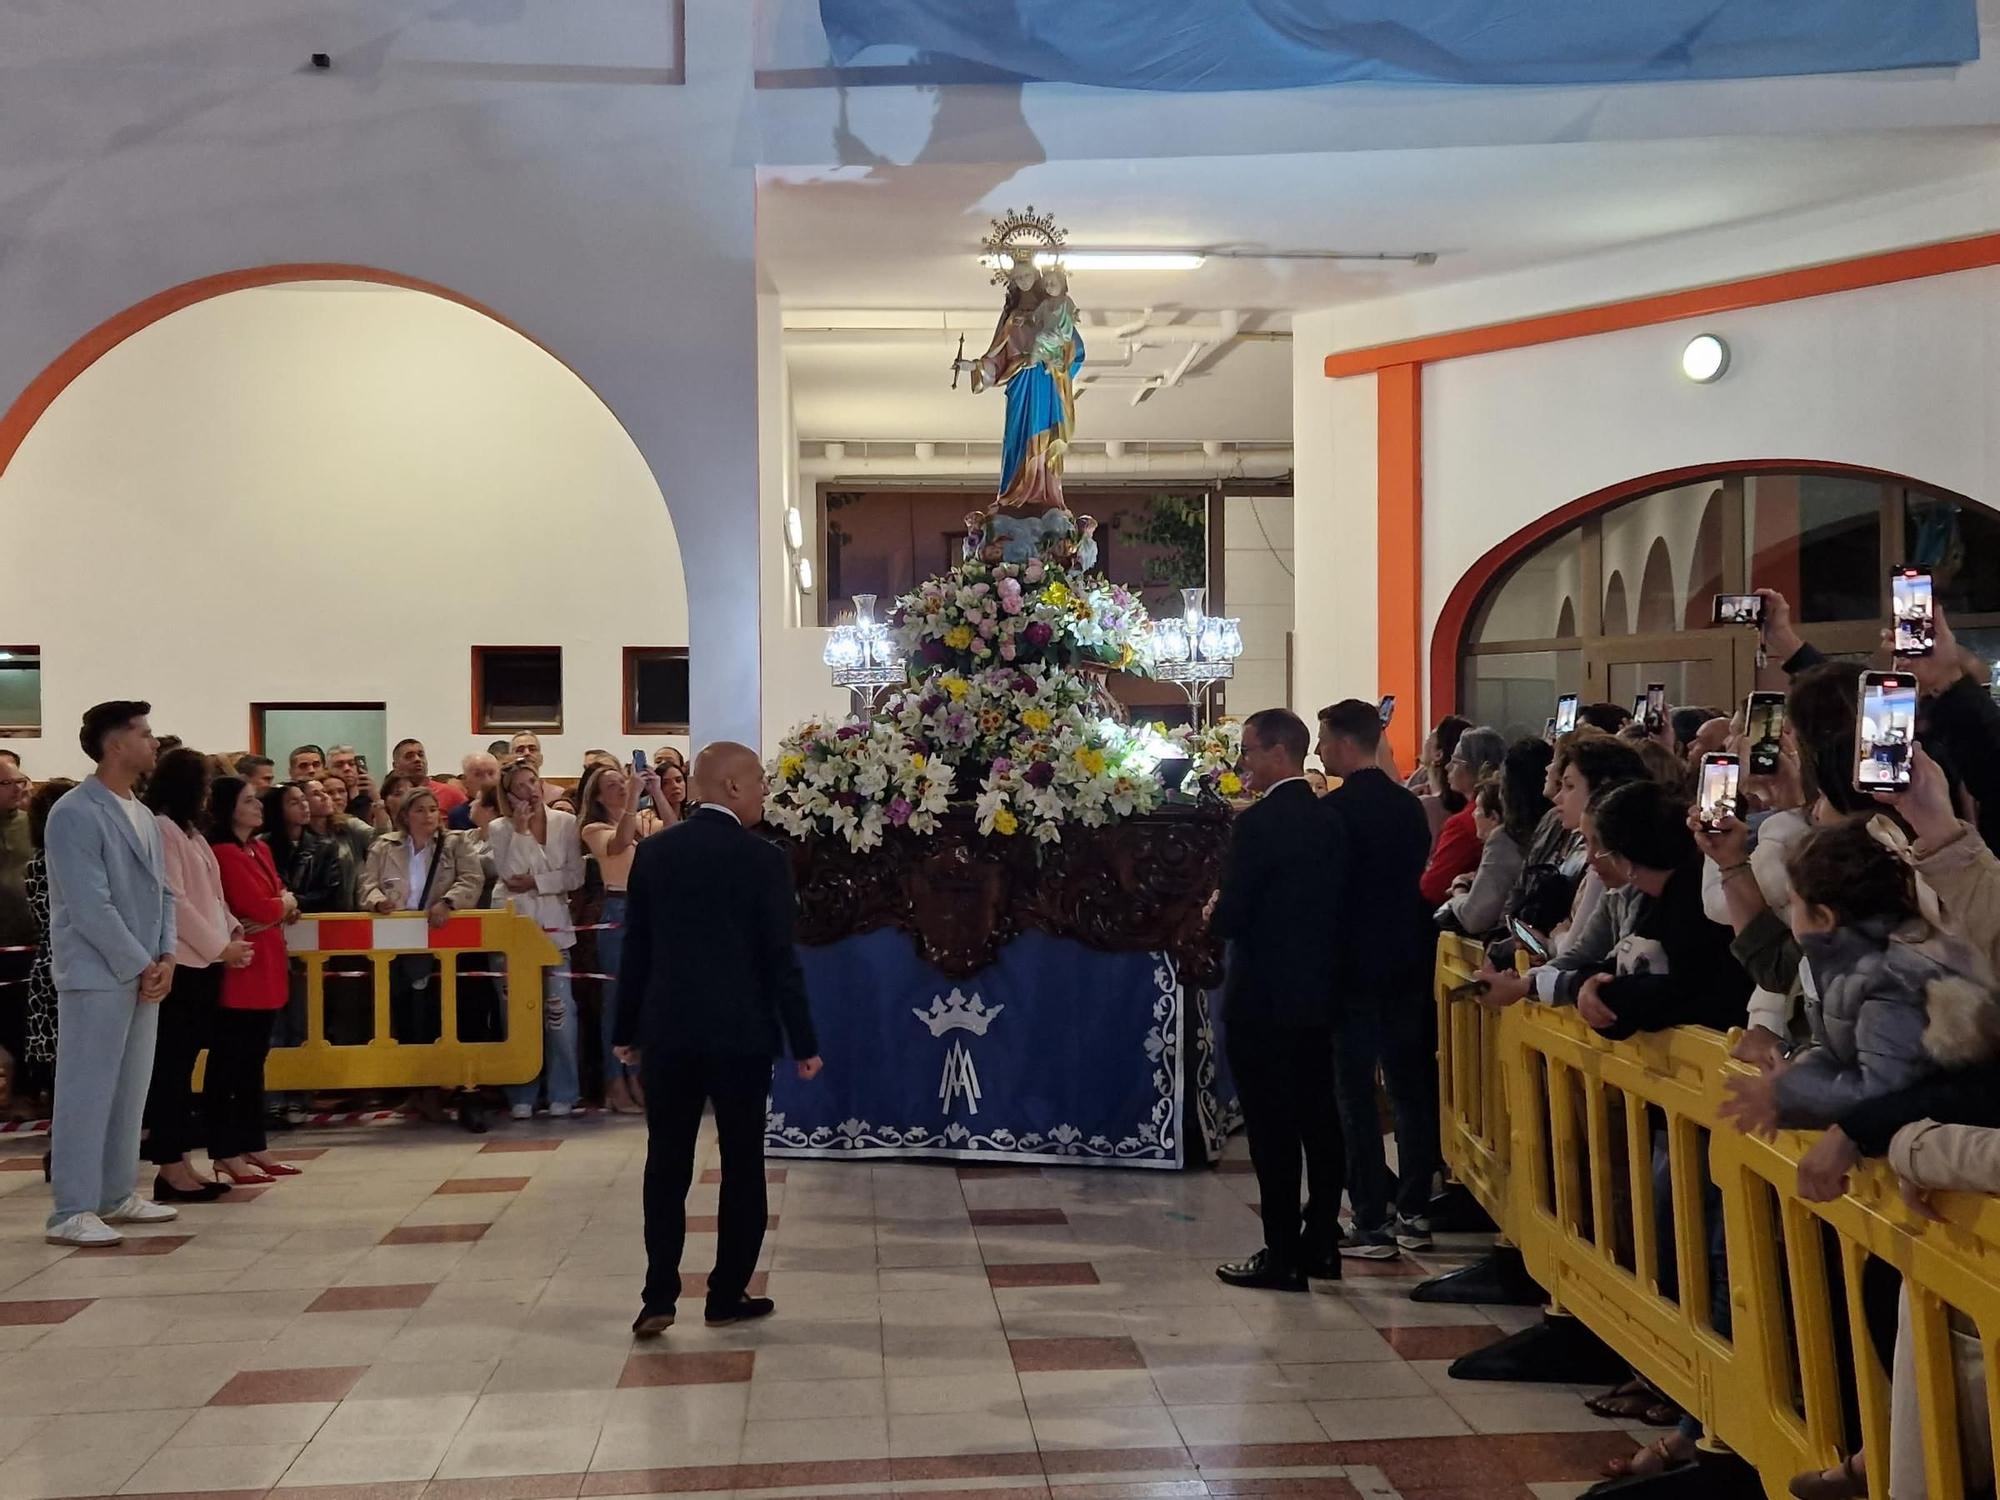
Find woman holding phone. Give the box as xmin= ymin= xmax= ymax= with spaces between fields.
xmin=206 ymin=776 xmax=300 ymax=1186
xmin=578 ymin=762 xmax=671 ymax=1113
xmin=487 ymin=760 xmax=586 ymax=1119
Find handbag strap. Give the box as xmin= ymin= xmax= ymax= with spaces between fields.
xmin=415 ymin=832 xmax=447 ymax=911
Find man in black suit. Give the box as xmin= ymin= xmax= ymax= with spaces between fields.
xmin=1207 ymin=708 xmax=1348 ymax=1291
xmin=613 ymin=742 xmax=823 ymax=1336
xmin=1316 ymin=700 xmax=1441 ymax=1259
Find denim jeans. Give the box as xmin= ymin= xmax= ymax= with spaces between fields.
xmin=506 ymin=968 xmax=579 ymax=1110
xmin=1330 ymin=994 xmax=1441 ymax=1232
xmin=597 ymin=894 xmax=628 ymax=1090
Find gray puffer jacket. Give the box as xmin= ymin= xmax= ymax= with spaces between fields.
xmin=1774 ymin=916 xmax=2000 ymax=1129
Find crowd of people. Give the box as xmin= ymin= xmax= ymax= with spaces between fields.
xmin=0 ymin=719 xmax=697 ymax=1245
xmin=1210 ymin=588 xmax=2000 ymax=1498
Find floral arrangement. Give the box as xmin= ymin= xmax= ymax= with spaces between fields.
xmin=766 ymin=717 xmax=955 ymax=852
xmin=892 ymin=557 xmax=1151 ymax=679
xmin=768 ymin=555 xmax=1239 ymax=852
xmin=1173 ymin=719 xmax=1245 ymax=799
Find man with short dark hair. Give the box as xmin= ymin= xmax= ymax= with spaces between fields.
xmin=288 ymin=744 xmax=326 ymax=781
xmin=1207 ymin=708 xmax=1347 ymax=1291
xmin=1317 ymin=699 xmax=1441 ymax=1259
xmin=234 ymin=754 xmax=275 ymax=791
xmin=393 ymin=738 xmax=467 ymax=814
xmin=42 ymin=701 xmax=181 ymax=1246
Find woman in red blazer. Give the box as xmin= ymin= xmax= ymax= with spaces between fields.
xmin=206 ymin=776 xmax=300 ymax=1186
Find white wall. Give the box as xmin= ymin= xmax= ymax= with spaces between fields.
xmin=1296 ymin=250 xmax=2000 ymax=718
xmin=1220 ymin=495 xmax=1294 ymax=716
xmin=0 ymin=285 xmax=688 ymax=778
xmin=0 ymin=1 xmax=761 ymax=746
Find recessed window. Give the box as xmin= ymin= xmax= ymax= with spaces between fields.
xmin=623 ymin=647 xmax=690 ymax=736
xmin=473 ymin=647 xmax=563 ymax=735
xmin=0 ymin=647 xmax=41 ymax=737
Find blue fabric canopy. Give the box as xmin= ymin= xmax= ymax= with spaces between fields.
xmin=819 ymin=0 xmax=1977 ymax=91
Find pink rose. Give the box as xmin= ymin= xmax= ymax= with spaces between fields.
xmin=999 ymin=642 xmax=1017 ymax=660
xmin=1000 ymin=593 xmax=1024 ymax=615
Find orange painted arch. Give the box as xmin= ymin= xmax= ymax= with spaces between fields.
xmin=1425 ymin=459 xmax=1987 ymax=722
xmin=0 ymin=263 xmax=571 ymax=483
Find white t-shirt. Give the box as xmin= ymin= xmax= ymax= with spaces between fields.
xmin=115 ymin=788 xmax=156 ymax=854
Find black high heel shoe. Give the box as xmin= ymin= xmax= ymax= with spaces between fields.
xmin=152 ymin=1176 xmax=230 ymax=1203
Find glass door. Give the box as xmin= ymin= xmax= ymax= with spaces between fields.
xmin=1584 ymin=631 xmax=1755 ymax=722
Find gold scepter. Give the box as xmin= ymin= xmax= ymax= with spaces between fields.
xmin=950 ymin=333 xmax=966 ymax=389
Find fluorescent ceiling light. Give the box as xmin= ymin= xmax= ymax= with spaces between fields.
xmin=979 ymin=250 xmax=1206 ymax=272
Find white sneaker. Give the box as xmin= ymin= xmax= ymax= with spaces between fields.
xmin=510 ymin=1103 xmax=534 ymax=1121
xmin=46 ymin=1212 xmax=122 ymax=1247
xmin=547 ymin=1102 xmax=573 ymax=1118
xmin=104 ymin=1195 xmax=179 ymax=1225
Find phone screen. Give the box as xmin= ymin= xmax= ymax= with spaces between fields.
xmin=1892 ymin=569 xmax=1936 ymax=656
xmin=1631 ymin=693 xmax=1648 ymax=725
xmin=1856 ymin=672 xmax=1918 ymax=791
xmin=1543 ymin=716 xmax=1557 ymax=742
xmin=1711 ymin=594 xmax=1765 ymax=627
xmin=1377 ymin=695 xmax=1396 ymax=726
xmin=631 ymin=749 xmax=648 ymax=775
xmin=1645 ymin=683 xmax=1667 ymax=732
xmin=1745 ymin=691 xmax=1786 ymax=775
xmin=1697 ymin=753 xmax=1741 ymax=831
xmin=1508 ymin=916 xmax=1551 ymax=963
xmin=1554 ymin=694 xmax=1579 ymax=735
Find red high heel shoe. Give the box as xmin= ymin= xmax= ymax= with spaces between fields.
xmin=216 ymin=1162 xmax=275 ymax=1187
xmin=251 ymin=1159 xmax=302 ymax=1177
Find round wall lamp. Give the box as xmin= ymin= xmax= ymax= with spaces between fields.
xmin=1681 ymin=333 xmax=1730 ymax=383
xmin=794 ymin=556 xmax=815 ymax=594
xmin=784 ymin=507 xmax=804 ymax=552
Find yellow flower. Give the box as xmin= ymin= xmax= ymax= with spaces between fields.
xmin=1020 ymin=707 xmax=1052 ymax=733
xmin=1074 ymin=747 xmax=1107 ymax=776
xmin=1118 ymin=645 xmax=1135 ymax=668
xmin=909 ymin=753 xmax=927 ymax=770
xmin=941 ymin=676 xmax=968 ymax=700
xmin=991 ymin=807 xmax=1019 ymax=836
xmin=778 ymin=753 xmax=805 ymax=780
xmin=944 ymin=625 xmax=973 ymax=650
xmin=1042 ymin=580 xmax=1073 ymax=607
xmin=1218 ymin=771 xmax=1243 ymax=795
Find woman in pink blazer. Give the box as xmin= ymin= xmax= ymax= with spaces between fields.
xmin=206 ymin=776 xmax=298 ymax=1187
xmin=141 ymin=750 xmax=253 ymax=1202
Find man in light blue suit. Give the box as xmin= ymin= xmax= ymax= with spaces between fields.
xmin=42 ymin=701 xmax=183 ymax=1246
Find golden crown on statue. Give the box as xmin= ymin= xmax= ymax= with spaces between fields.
xmin=981 ymin=205 xmax=1067 ymax=284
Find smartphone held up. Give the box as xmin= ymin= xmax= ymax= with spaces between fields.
xmin=1696 ymin=752 xmax=1741 ymax=832
xmin=1892 ymin=568 xmax=1935 ymax=657
xmin=1712 ymin=593 xmax=1764 ymax=628
xmin=1744 ymin=691 xmax=1786 ymax=776
xmin=1855 ymin=671 xmax=1918 ymax=794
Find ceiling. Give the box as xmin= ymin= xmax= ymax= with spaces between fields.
xmin=764 ymin=129 xmax=2000 ymax=448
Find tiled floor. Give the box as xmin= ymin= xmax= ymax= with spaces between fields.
xmin=0 ymin=1120 xmax=1641 ymax=1499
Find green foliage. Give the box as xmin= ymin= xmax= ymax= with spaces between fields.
xmin=1126 ymin=493 xmax=1208 ymax=588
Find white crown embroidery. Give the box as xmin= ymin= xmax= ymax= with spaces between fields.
xmin=912 ymin=989 xmax=1004 ymax=1038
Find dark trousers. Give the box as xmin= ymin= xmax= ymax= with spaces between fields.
xmin=204 ymin=1007 xmax=273 ymax=1159
xmin=1227 ymin=1016 xmax=1344 ymax=1268
xmin=143 ymin=963 xmax=219 ymax=1166
xmin=640 ymin=1049 xmax=774 ymax=1313
xmin=1331 ymin=993 xmax=1441 ymax=1230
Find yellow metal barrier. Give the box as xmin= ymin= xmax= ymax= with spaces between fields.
xmin=1437 ymin=936 xmax=2000 ymax=1500
xmin=259 ymin=909 xmax=559 ymax=1093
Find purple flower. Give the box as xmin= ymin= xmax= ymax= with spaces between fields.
xmin=836 ymin=724 xmax=865 ymax=740
xmin=1024 ymin=761 xmax=1055 ymax=788
xmin=886 ymin=797 xmax=913 ymax=826
xmin=991 ymin=757 xmax=1013 ymax=776
xmin=1013 ymin=674 xmax=1035 ymax=694
xmin=921 ymin=639 xmax=949 ymax=664
xmin=1024 ymin=621 xmax=1053 ymax=647
xmin=835 ymin=791 xmax=861 ymax=808
xmin=920 ymin=693 xmax=945 ymax=715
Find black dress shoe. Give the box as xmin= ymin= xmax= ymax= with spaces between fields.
xmin=631 ymin=1307 xmax=676 ymax=1338
xmin=1304 ymin=1252 xmax=1344 ymax=1282
xmin=705 ymin=1295 xmax=776 ymax=1326
xmin=153 ymin=1176 xmax=230 ymax=1203
xmin=1215 ymin=1250 xmax=1308 ymax=1291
